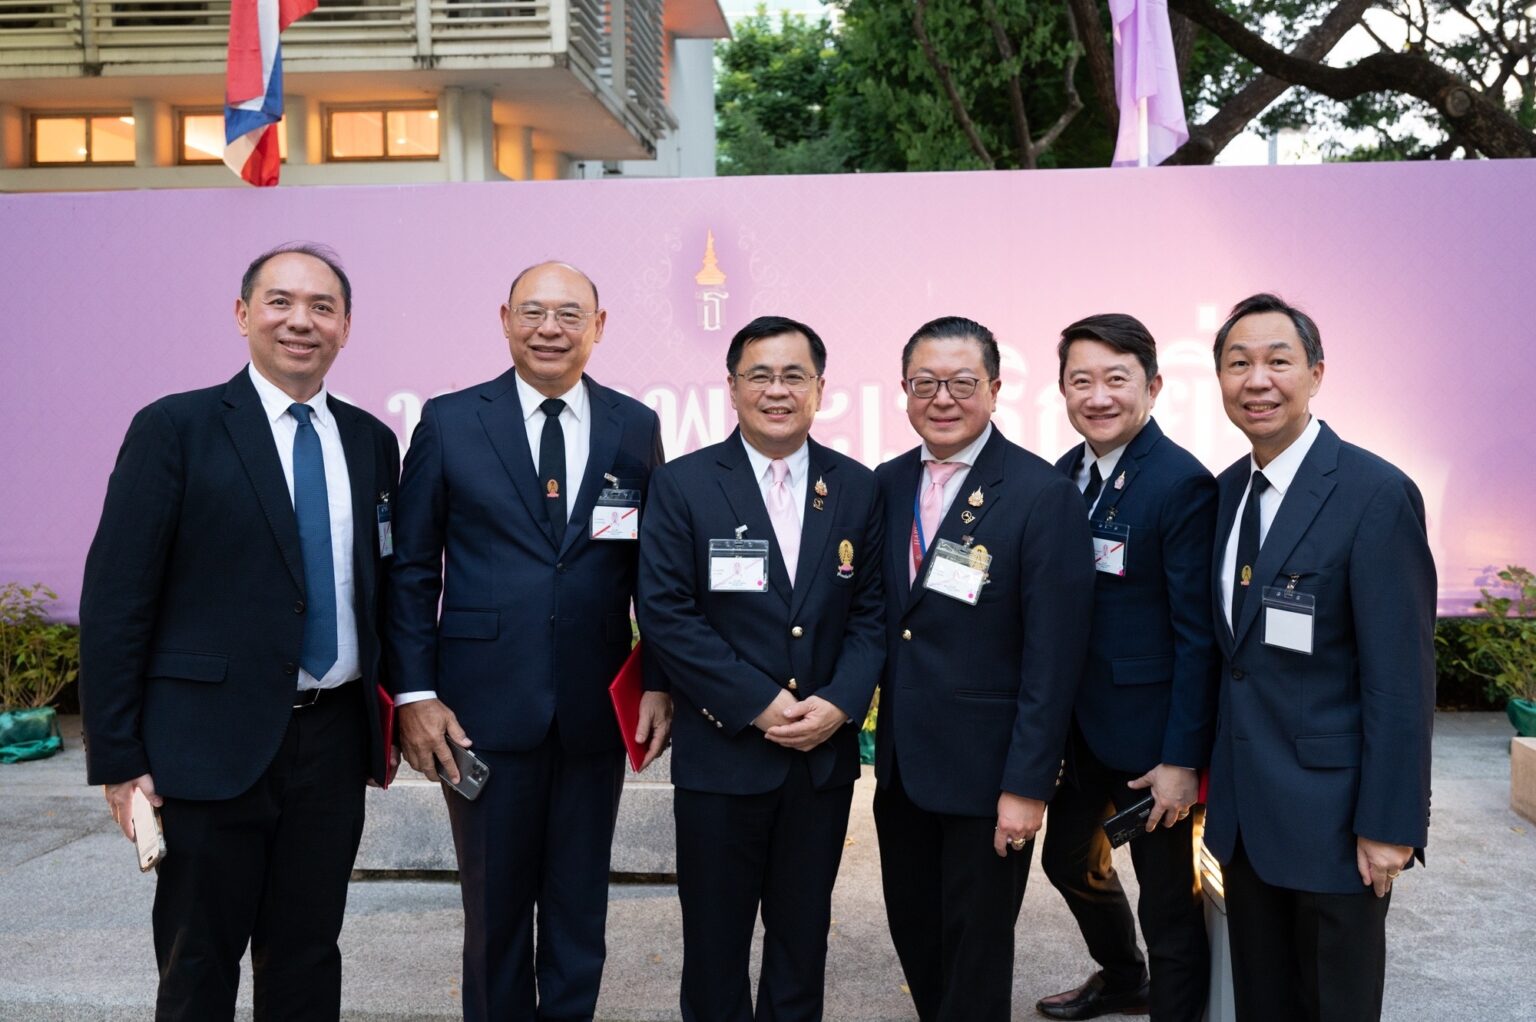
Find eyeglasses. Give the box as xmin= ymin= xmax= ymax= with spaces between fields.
xmin=511 ymin=304 xmax=597 ymax=331
xmin=734 ymin=371 xmax=820 ymax=392
xmin=905 ymin=376 xmax=987 ymax=400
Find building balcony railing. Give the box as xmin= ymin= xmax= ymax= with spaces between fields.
xmin=0 ymin=0 xmax=673 ymax=146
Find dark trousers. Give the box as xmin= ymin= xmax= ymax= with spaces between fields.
xmin=673 ymin=758 xmax=854 ymax=1022
xmin=1224 ymin=834 xmax=1391 ymax=1022
xmin=152 ymin=682 xmax=368 ymax=1022
xmin=872 ymin=767 xmax=1031 ymax=1022
xmin=444 ymin=728 xmax=625 ymax=1022
xmin=1040 ymin=728 xmax=1208 ymax=1022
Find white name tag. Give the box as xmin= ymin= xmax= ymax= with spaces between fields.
xmin=1261 ymin=586 xmax=1315 ymax=654
xmin=709 ymin=537 xmax=771 ymax=592
xmin=1091 ymin=521 xmax=1129 ymax=577
xmin=591 ymin=504 xmax=639 ymax=541
xmin=923 ymin=538 xmax=991 ymax=606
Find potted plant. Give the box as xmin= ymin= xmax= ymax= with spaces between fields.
xmin=0 ymin=582 xmax=79 ymax=763
xmin=1452 ymin=566 xmax=1536 ymax=737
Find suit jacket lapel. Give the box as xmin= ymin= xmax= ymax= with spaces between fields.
xmin=790 ymin=441 xmax=838 ymax=617
xmin=331 ymin=397 xmax=378 ymax=614
xmin=906 ymin=429 xmax=1006 ymax=615
xmin=1092 ymin=418 xmax=1160 ymax=522
xmin=888 ymin=451 xmax=923 ymax=613
xmin=222 ymin=370 xmax=304 ymax=593
xmin=715 ymin=432 xmax=791 ymax=605
xmin=559 ymin=376 xmax=625 ymax=559
xmin=477 ymin=369 xmax=555 ymax=548
xmin=1213 ymin=466 xmax=1244 ymax=657
xmin=1232 ymin=425 xmax=1340 ymax=647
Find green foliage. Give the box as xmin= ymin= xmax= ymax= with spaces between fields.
xmin=1444 ymin=567 xmax=1536 ymax=704
xmin=0 ymin=583 xmax=79 ymax=710
xmin=716 ymin=7 xmax=851 ymax=175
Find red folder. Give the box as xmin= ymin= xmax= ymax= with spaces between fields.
xmin=609 ymin=641 xmax=647 ymax=772
xmin=376 ymin=683 xmax=399 ymax=789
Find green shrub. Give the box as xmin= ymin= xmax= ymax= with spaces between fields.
xmin=0 ymin=583 xmax=79 ymax=710
xmin=1442 ymin=566 xmax=1536 ymax=706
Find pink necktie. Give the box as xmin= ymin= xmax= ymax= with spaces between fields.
xmin=767 ymin=458 xmax=800 ymax=586
xmin=911 ymin=461 xmax=963 ymax=583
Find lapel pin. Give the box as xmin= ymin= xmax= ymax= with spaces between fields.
xmin=545 ymin=479 xmax=560 ymax=499
xmin=960 ymin=510 xmax=976 ymax=525
xmin=815 ymin=477 xmax=828 ymax=497
xmin=1240 ymin=565 xmax=1252 ymax=587
xmin=1114 ymin=471 xmax=1126 ymax=490
xmin=967 ymin=487 xmax=984 ymax=508
xmin=813 ymin=497 xmax=825 ymax=512
xmin=837 ymin=539 xmax=855 ymax=578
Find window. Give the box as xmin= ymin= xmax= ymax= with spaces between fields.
xmin=31 ymin=114 xmax=136 ymax=165
xmin=179 ymin=112 xmax=288 ymax=164
xmin=325 ymin=107 xmax=439 ymax=161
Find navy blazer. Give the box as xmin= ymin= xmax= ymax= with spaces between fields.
xmin=387 ymin=369 xmax=664 ymax=754
xmin=81 ymin=368 xmax=400 ymax=796
xmin=874 ymin=429 xmax=1096 ymax=817
xmin=636 ymin=430 xmax=885 ymax=796
xmin=1202 ymin=422 xmax=1436 ymax=895
xmin=1054 ymin=419 xmax=1219 ymax=775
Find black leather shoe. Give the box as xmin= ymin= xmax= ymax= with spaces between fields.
xmin=1036 ymin=972 xmax=1150 ymax=1020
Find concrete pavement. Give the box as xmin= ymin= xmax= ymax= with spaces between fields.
xmin=1 ymin=712 xmax=1531 ymax=1021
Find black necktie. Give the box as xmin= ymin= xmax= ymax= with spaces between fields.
xmin=1231 ymin=470 xmax=1271 ymax=627
xmin=1082 ymin=462 xmax=1103 ymax=513
xmin=539 ymin=398 xmax=567 ymax=541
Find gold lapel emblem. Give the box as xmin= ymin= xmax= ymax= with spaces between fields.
xmin=967 ymin=487 xmax=984 ymax=508
xmin=545 ymin=479 xmax=560 ymax=499
xmin=837 ymin=539 xmax=855 ymax=578
xmin=1114 ymin=471 xmax=1126 ymax=491
xmin=814 ymin=477 xmax=828 ymax=497
xmin=1240 ymin=565 xmax=1253 ymax=587
xmin=968 ymin=544 xmax=989 ymax=570
xmin=960 ymin=510 xmax=976 ymax=525
xmin=813 ymin=497 xmax=825 ymax=512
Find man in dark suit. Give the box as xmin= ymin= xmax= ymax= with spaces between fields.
xmin=636 ymin=315 xmax=884 ymax=1022
xmin=1036 ymin=314 xmax=1218 ymax=1022
xmin=388 ymin=261 xmax=670 ymax=1022
xmin=80 ymin=243 xmax=400 ymax=1021
xmin=873 ymin=316 xmax=1095 ymax=1022
xmin=1204 ymin=293 xmax=1435 ymax=1022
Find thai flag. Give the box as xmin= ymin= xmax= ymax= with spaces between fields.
xmin=223 ymin=0 xmax=316 ymax=187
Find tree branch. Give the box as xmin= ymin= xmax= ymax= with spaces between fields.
xmin=913 ymin=0 xmax=995 ymax=166
xmin=1165 ymin=0 xmax=1375 ymax=164
xmin=1168 ymin=0 xmax=1536 ymax=157
xmin=1066 ymin=0 xmax=1118 ymax=137
xmin=1029 ymin=6 xmax=1085 ymax=160
xmin=981 ymin=0 xmax=1037 ymax=168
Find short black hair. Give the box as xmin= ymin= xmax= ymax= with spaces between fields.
xmin=1057 ymin=313 xmax=1158 ymax=385
xmin=900 ymin=316 xmax=1000 ymax=379
xmin=726 ymin=315 xmax=827 ymax=375
xmin=507 ymin=261 xmax=600 ymax=310
xmin=1213 ymin=293 xmax=1324 ymax=368
xmin=241 ymin=242 xmax=352 ymax=315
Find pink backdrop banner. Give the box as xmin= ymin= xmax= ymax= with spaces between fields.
xmin=2 ymin=160 xmax=1531 ymax=618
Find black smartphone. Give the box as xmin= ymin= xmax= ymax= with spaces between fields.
xmin=1102 ymin=795 xmax=1156 ymax=848
xmin=441 ymin=745 xmax=491 ymax=801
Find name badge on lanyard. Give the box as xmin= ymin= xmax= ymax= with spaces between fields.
xmin=709 ymin=526 xmax=770 ymax=592
xmin=1262 ymin=576 xmax=1315 ymax=654
xmin=376 ymin=494 xmax=394 ymax=558
xmin=923 ymin=537 xmax=991 ymax=605
xmin=1091 ymin=520 xmax=1129 ymax=576
xmin=591 ymin=474 xmax=641 ymax=541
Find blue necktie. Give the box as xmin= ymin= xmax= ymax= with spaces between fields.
xmin=290 ymin=403 xmax=337 ymax=680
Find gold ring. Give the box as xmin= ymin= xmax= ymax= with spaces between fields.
xmin=1009 ymin=837 xmax=1025 ymax=850
xmin=1386 ymin=869 xmax=1401 ymax=879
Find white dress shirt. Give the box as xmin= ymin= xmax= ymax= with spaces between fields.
xmin=516 ymin=370 xmax=591 ymax=524
xmin=1073 ymin=439 xmax=1129 ymax=515
xmin=917 ymin=423 xmax=993 ymax=520
xmin=247 ymin=364 xmax=359 ymax=690
xmin=1219 ymin=416 xmax=1323 ymax=629
xmin=741 ymin=435 xmax=811 ymax=527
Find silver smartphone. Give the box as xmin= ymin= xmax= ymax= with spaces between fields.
xmin=131 ymin=788 xmax=167 ymax=872
xmin=441 ymin=745 xmax=491 ymax=801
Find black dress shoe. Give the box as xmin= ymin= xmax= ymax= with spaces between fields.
xmin=1036 ymin=971 xmax=1151 ymax=1020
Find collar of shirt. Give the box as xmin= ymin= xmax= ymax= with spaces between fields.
xmin=918 ymin=422 xmax=992 ymax=470
xmin=1247 ymin=415 xmax=1322 ymax=501
xmin=1075 ymin=438 xmax=1129 ymax=492
xmin=741 ymin=434 xmax=810 ymax=488
xmin=248 ymin=363 xmax=333 ymax=429
xmin=515 ymin=370 xmax=587 ymax=426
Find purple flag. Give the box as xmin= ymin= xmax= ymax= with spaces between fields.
xmin=1110 ymin=0 xmax=1189 ymax=166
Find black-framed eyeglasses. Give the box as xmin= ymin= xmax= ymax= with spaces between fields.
xmin=734 ymin=370 xmax=820 ymax=392
xmin=511 ymin=304 xmax=596 ymax=331
xmin=905 ymin=376 xmax=987 ymax=400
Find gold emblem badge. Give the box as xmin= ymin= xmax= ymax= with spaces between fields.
xmin=967 ymin=487 xmax=984 ymax=507
xmin=968 ymin=544 xmax=989 ymax=570
xmin=813 ymin=497 xmax=825 ymax=512
xmin=815 ymin=477 xmax=828 ymax=497
xmin=960 ymin=510 xmax=976 ymax=525
xmin=837 ymin=539 xmax=855 ymax=578
xmin=545 ymin=479 xmax=560 ymax=498
xmin=1240 ymin=565 xmax=1252 ymax=587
